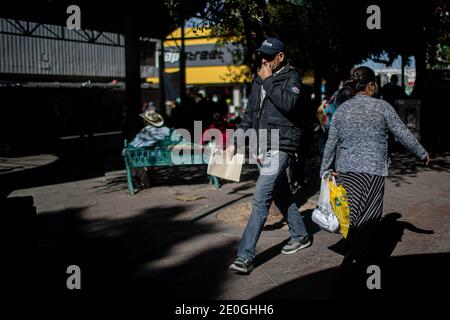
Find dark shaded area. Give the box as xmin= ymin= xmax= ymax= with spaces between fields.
xmin=254 ymin=212 xmax=443 ymax=300
xmin=328 ymin=212 xmax=435 ymax=260
xmin=0 ymin=87 xmax=133 ymax=155
xmin=254 ymin=252 xmax=449 ymax=300
xmin=1 ymin=1 xmax=204 ymax=38
xmin=1 ymin=0 xmax=210 ymax=151
xmin=0 ymin=196 xmax=36 ymax=297
xmin=2 ymin=202 xmax=238 ymax=299
xmin=420 ymin=70 xmax=450 ymax=155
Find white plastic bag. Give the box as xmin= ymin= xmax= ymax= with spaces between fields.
xmin=312 ymin=171 xmax=340 ymax=233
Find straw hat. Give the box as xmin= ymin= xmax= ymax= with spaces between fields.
xmin=139 ymin=110 xmax=164 ymax=127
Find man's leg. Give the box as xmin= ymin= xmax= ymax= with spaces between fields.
xmin=234 ymin=152 xmax=289 ymax=263
xmin=273 ymin=167 xmax=311 ymax=254
xmin=273 ymin=171 xmax=309 ymax=244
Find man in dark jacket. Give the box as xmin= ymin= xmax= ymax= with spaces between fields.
xmin=228 ymin=38 xmax=311 ymax=274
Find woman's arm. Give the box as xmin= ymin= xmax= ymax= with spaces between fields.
xmin=320 ymin=114 xmax=339 ymax=177
xmin=383 ymin=100 xmax=428 ymax=160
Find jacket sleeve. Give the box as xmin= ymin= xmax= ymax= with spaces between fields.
xmin=230 ymin=82 xmax=255 ymax=150
xmin=320 ymin=113 xmax=340 ymax=177
xmin=262 ymin=70 xmax=301 ymax=115
xmin=383 ymin=100 xmax=428 ymax=160
xmin=237 ymin=101 xmax=253 ymax=132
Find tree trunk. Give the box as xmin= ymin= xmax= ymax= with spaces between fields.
xmin=123 ymin=19 xmax=142 ymax=140
xmin=241 ymin=2 xmax=269 ymax=79
xmin=242 ymin=16 xmax=259 ymax=78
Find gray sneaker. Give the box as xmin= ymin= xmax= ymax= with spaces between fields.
xmin=281 ymin=238 xmax=312 ymax=254
xmin=229 ymin=257 xmax=254 ymax=273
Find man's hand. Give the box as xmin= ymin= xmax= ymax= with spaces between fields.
xmin=225 ymin=145 xmax=236 ymax=163
xmin=258 ymin=64 xmax=272 ymax=80
xmin=226 ymin=145 xmax=236 ymax=155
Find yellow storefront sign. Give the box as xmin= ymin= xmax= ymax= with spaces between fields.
xmin=148 ymin=27 xmax=250 ymax=85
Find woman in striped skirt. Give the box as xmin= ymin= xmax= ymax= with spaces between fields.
xmin=320 ymin=66 xmax=430 ymax=269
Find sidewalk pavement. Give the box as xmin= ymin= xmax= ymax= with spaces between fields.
xmin=8 ymin=153 xmax=450 ymax=299
xmin=0 ymin=154 xmax=58 ymax=175
xmin=0 ymin=154 xmax=58 ymax=198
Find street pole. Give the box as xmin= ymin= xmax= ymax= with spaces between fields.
xmin=158 ymin=39 xmax=166 ymax=116
xmin=179 ymin=21 xmax=186 ymax=107
xmin=123 ymin=18 xmax=141 ymax=140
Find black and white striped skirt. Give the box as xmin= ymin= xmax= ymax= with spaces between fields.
xmin=339 ymin=172 xmax=385 ymax=261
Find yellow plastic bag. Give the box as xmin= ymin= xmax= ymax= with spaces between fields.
xmin=329 ymin=177 xmax=350 ymax=238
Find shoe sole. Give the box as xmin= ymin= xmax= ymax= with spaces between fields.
xmin=229 ymin=264 xmax=254 ymax=273
xmin=281 ymin=241 xmax=312 ymax=255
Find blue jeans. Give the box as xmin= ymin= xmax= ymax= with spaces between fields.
xmin=237 ymin=151 xmax=309 ymax=262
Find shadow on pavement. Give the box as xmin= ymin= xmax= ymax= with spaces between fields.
xmin=253 ymin=252 xmax=449 ymax=300
xmin=3 ymin=201 xmax=239 ymax=299
xmin=1 ymin=195 xmax=36 ymax=297
xmin=253 ymin=239 xmax=291 ymax=270
xmin=253 ymin=211 xmax=444 ymax=299
xmin=388 ymin=152 xmax=450 ymax=187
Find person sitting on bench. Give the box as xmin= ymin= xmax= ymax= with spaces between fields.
xmin=130 ymin=110 xmax=171 ymax=148
xmin=130 ymin=110 xmax=171 ymax=188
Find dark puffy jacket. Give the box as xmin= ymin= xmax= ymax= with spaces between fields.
xmin=238 ymin=65 xmax=304 ymax=152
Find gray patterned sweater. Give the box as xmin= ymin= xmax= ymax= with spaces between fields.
xmin=320 ymin=95 xmax=428 ymax=177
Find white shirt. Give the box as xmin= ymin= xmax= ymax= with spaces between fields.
xmin=259 ymin=66 xmax=285 ymax=110
xmin=257 ymin=66 xmax=285 ymax=159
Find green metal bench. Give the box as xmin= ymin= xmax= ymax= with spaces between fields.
xmin=122 ymin=131 xmax=220 ymax=194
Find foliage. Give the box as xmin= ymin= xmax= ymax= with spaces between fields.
xmin=165 ymin=0 xmax=450 ymax=94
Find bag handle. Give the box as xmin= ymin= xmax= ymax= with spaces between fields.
xmin=321 ymin=169 xmax=332 ymax=180
xmin=331 ymin=175 xmax=337 ymax=186
xmin=331 ymin=175 xmax=343 ymax=188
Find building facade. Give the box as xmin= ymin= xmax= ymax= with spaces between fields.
xmin=147 ymin=27 xmax=251 ymax=115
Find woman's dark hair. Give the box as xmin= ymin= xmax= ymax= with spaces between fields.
xmin=335 ymin=87 xmax=353 ymax=107
xmin=345 ymin=66 xmax=376 ymax=93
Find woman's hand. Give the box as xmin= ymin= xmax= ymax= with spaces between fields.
xmin=330 ymin=171 xmax=339 ymax=177
xmin=424 ymin=154 xmax=431 ymax=166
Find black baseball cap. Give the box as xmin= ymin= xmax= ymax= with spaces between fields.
xmin=256 ymin=38 xmax=285 ymax=55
